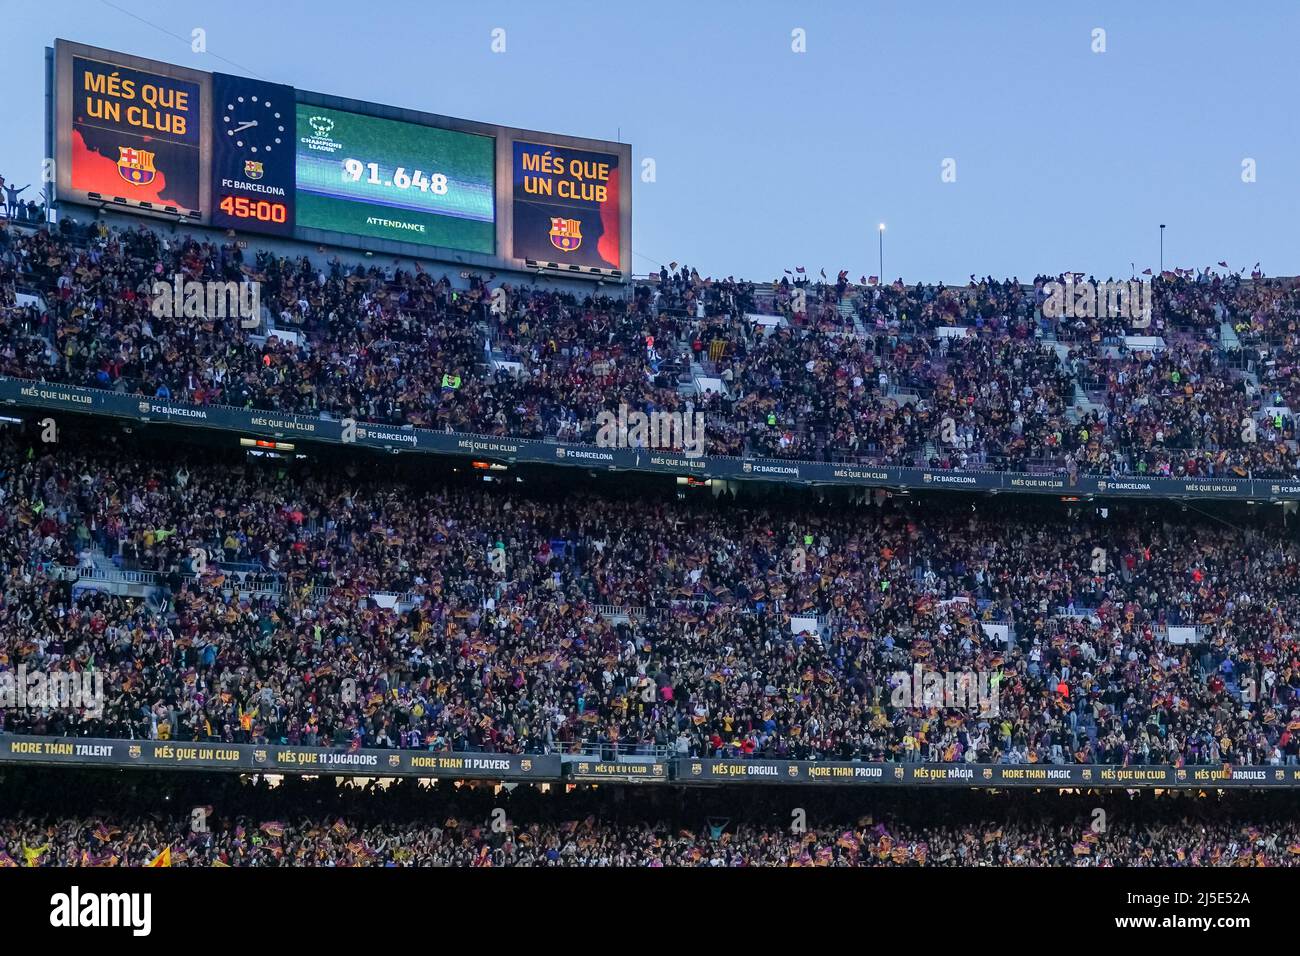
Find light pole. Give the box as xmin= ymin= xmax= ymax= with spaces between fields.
xmin=1159 ymin=224 xmax=1166 ymax=273
xmin=878 ymin=223 xmax=885 ymax=283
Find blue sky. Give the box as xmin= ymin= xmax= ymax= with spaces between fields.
xmin=5 ymin=0 xmax=1297 ymax=283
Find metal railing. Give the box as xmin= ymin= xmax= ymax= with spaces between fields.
xmin=594 ymin=603 xmax=646 ymax=620
xmin=551 ymin=741 xmax=678 ymax=760
xmin=58 ymin=564 xmax=159 ymax=586
xmin=61 ymin=555 xmax=844 ymax=637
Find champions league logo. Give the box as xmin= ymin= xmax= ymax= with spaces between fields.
xmin=549 ymin=217 xmax=583 ymax=252
xmin=117 ymin=147 xmax=157 ymax=186
xmin=302 ymin=115 xmax=341 ymax=154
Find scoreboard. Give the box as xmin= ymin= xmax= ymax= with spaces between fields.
xmin=294 ymin=104 xmax=494 ymax=253
xmin=211 ymin=72 xmax=296 ymax=235
xmin=50 ymin=39 xmax=631 ymax=278
xmin=56 ymin=45 xmax=209 ymax=220
xmin=512 ymin=141 xmax=621 ymax=272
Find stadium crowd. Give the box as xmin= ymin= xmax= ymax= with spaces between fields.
xmin=4 ymin=770 xmax=1300 ymax=867
xmin=1 ymin=425 xmax=1299 ymax=766
xmin=2 ymin=217 xmax=1300 ymax=475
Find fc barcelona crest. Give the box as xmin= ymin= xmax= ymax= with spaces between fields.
xmin=549 ymin=217 xmax=583 ymax=252
xmin=117 ymin=147 xmax=157 ymax=187
xmin=244 ymin=160 xmax=264 ymax=181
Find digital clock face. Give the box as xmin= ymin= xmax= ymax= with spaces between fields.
xmin=211 ymin=73 xmax=296 ymax=236
xmin=219 ymin=195 xmax=288 ymax=223
xmin=221 ymin=94 xmax=286 ymax=155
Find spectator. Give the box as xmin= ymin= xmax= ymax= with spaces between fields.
xmin=3 ymin=181 xmax=27 ymax=220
